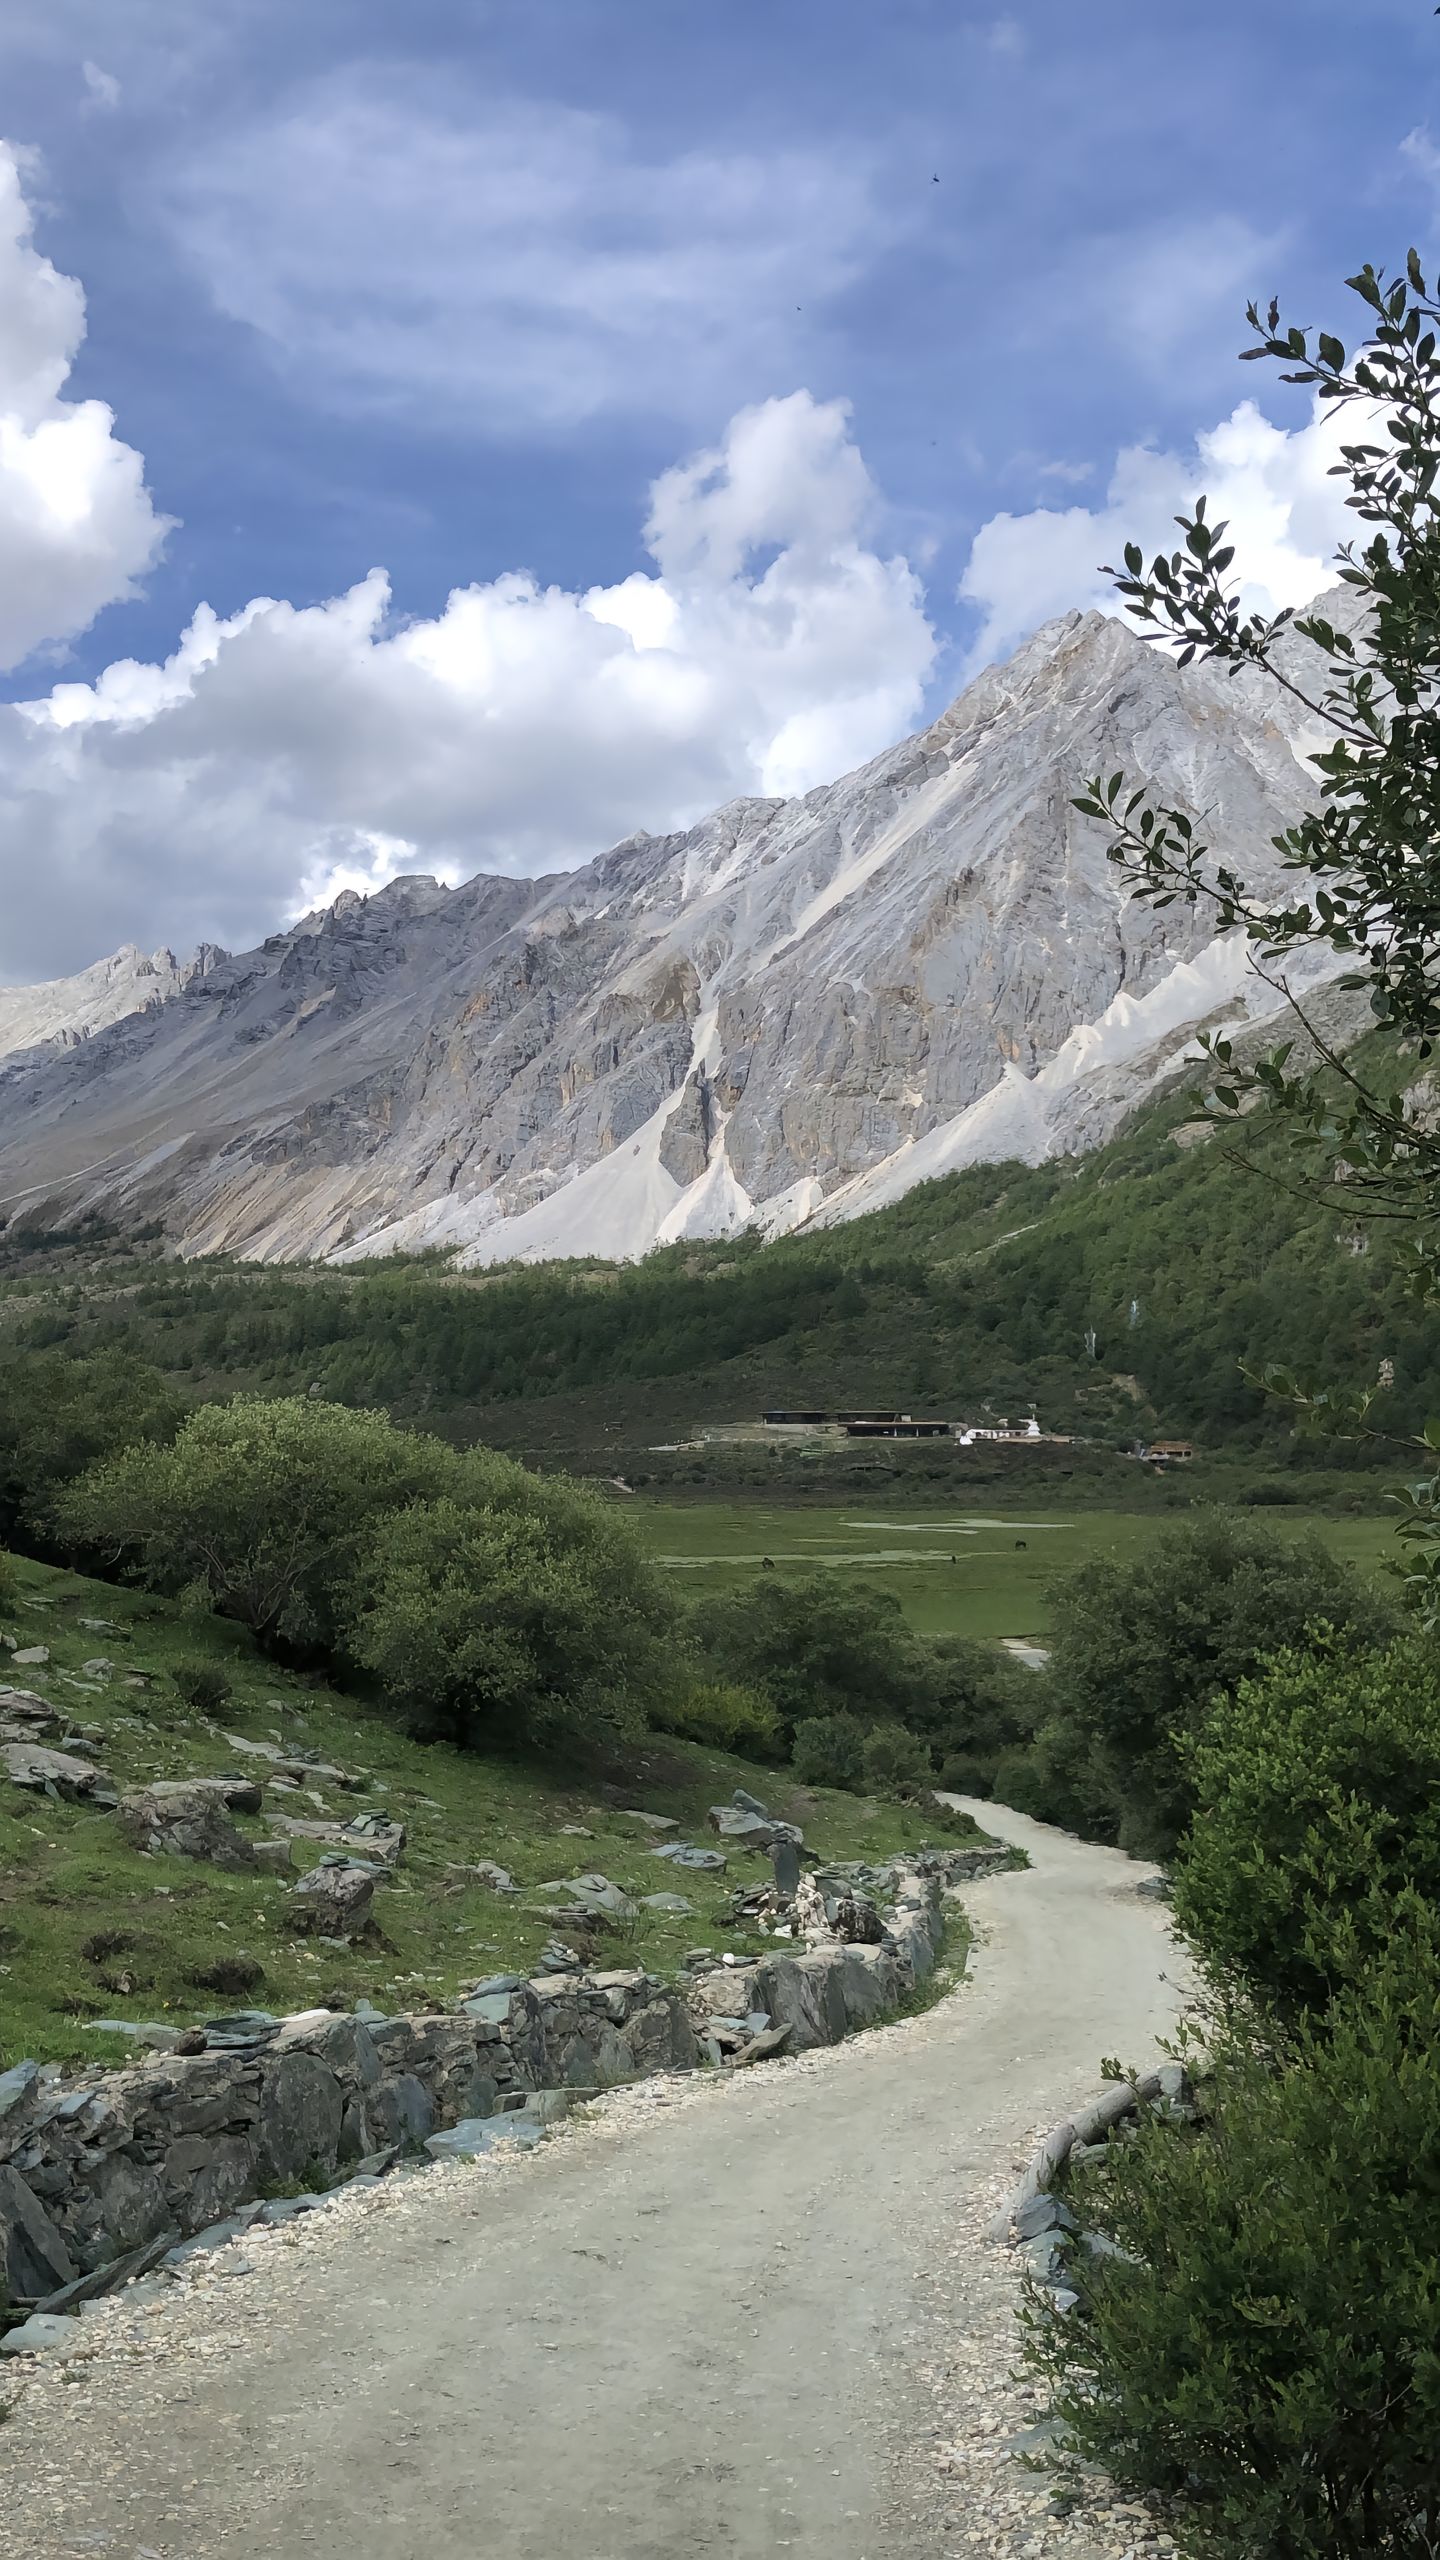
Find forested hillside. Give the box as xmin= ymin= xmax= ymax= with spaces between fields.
xmin=0 ymin=1039 xmax=1421 ymax=1491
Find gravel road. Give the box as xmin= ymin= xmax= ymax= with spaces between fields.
xmin=0 ymin=1804 xmax=1188 ymax=2560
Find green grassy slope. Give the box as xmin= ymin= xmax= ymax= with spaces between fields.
xmin=0 ymin=1556 xmax=980 ymax=2070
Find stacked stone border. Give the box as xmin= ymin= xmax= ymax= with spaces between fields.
xmin=1 ymin=1847 xmax=1003 ymax=2334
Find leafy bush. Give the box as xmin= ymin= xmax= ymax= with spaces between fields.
xmin=56 ymin=1397 xmax=463 ymax=1647
xmin=686 ymin=1574 xmax=937 ymax=1752
xmin=791 ymin=1712 xmax=868 ymax=1790
xmin=0 ymin=1548 xmax=17 ymax=1618
xmin=1172 ymin=1636 xmax=1440 ymax=2028
xmin=1027 ymin=1969 xmax=1440 ymax=2560
xmin=860 ymin=1721 xmax=933 ymax=1796
xmin=170 ymin=1661 xmax=233 ymax=1718
xmin=1018 ymin=1511 xmax=1396 ymax=1856
xmin=650 ymin=1679 xmax=781 ymax=1756
xmin=342 ymin=1489 xmax=672 ymax=1753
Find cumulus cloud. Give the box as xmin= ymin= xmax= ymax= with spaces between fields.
xmin=0 ymin=143 xmax=168 ymax=672
xmin=80 ymin=61 xmax=121 ymax=111
xmin=960 ymin=395 xmax=1352 ymax=668
xmin=157 ymin=71 xmax=884 ymax=433
xmin=2 ymin=390 xmax=935 ymax=979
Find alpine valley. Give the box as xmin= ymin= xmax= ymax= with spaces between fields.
xmin=0 ymin=607 xmax=1335 ymax=1267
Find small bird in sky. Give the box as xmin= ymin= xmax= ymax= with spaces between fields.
xmin=932 ymin=172 xmax=940 ymax=183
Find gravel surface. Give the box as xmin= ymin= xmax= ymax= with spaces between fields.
xmin=0 ymin=1803 xmax=1189 ymax=2560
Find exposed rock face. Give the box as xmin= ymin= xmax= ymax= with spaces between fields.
xmin=0 ymin=610 xmax=1326 ymax=1265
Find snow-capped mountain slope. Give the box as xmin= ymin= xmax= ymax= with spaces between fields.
xmin=0 ymin=608 xmax=1321 ymax=1263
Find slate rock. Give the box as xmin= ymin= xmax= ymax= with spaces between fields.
xmin=1014 ymin=2194 xmax=1078 ymax=2241
xmin=117 ymin=1783 xmax=257 ymax=1871
xmin=0 ymin=2164 xmax=77 ymax=2300
xmin=425 ymin=2116 xmax=544 ymax=2161
xmin=10 ymin=1646 xmax=49 ymax=1666
xmin=650 ymin=1843 xmax=727 ymax=1873
xmin=288 ymin=1861 xmax=376 ymax=1939
xmin=0 ymin=2313 xmax=81 ymax=2357
xmin=257 ymin=2051 xmax=344 ymax=2184
xmin=0 ymin=2059 xmax=40 ymax=2125
xmin=3 ymin=1741 xmax=111 ymax=1800
xmin=640 ymin=1892 xmax=693 ymax=1913
xmin=617 ymin=1810 xmax=679 ymax=1833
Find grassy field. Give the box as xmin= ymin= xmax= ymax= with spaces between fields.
xmin=0 ymin=1554 xmax=982 ymax=2071
xmin=630 ymin=1499 xmax=1400 ymax=1639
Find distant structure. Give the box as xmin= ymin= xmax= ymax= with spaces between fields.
xmin=762 ymin=1409 xmax=830 ymax=1426
xmin=953 ymin=1415 xmax=1071 ymax=1448
xmin=1146 ymin=1439 xmax=1194 ymax=1464
xmin=843 ymin=1417 xmax=950 ymax=1440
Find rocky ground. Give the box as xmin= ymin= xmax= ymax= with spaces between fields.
xmin=0 ymin=1805 xmax=1189 ymax=2560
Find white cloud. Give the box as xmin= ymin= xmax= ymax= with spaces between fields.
xmin=0 ymin=142 xmax=168 ymax=672
xmin=1 ymin=390 xmax=935 ymax=979
xmin=959 ymin=395 xmax=1352 ymax=667
xmin=157 ymin=70 xmax=885 ymax=433
xmin=80 ymin=61 xmax=121 ymax=111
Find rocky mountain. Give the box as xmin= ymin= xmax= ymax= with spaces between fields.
xmin=0 ymin=608 xmax=1324 ymax=1265
xmin=0 ymin=945 xmax=218 ymax=1067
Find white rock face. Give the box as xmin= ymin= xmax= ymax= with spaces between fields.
xmin=0 ymin=610 xmax=1324 ymax=1262
xmin=0 ymin=945 xmax=220 ymax=1064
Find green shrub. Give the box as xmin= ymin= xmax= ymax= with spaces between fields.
xmin=860 ymin=1721 xmax=934 ymax=1796
xmin=1030 ymin=1510 xmax=1397 ymax=1856
xmin=170 ymin=1661 xmax=233 ymax=1718
xmin=1027 ymin=1969 xmax=1440 ymax=2560
xmin=1172 ymin=1636 xmax=1440 ymax=2028
xmin=650 ymin=1680 xmax=781 ymax=1756
xmin=0 ymin=1548 xmax=16 ymax=1618
xmin=343 ymin=1489 xmax=672 ymax=1753
xmin=685 ymin=1575 xmax=937 ymax=1753
xmin=55 ymin=1396 xmax=467 ymax=1648
xmin=791 ymin=1712 xmax=868 ymax=1790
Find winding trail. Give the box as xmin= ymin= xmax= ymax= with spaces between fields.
xmin=0 ymin=1806 xmax=1188 ymax=2560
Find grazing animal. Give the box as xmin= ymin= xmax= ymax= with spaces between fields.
xmin=1015 ymin=1539 xmax=1027 ymax=1550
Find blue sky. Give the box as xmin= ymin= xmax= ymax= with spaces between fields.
xmin=0 ymin=0 xmax=1437 ymax=976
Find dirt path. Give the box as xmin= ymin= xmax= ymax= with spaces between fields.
xmin=0 ymin=1806 xmax=1188 ymax=2560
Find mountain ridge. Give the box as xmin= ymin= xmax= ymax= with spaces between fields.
xmin=0 ymin=607 xmax=1323 ymax=1264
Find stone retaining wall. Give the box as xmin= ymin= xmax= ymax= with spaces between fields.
xmin=0 ymin=1856 xmax=965 ymax=2310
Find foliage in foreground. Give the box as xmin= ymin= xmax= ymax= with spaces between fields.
xmin=999 ymin=1510 xmax=1396 ymax=1856
xmin=1173 ymin=1635 xmax=1440 ymax=2028
xmin=1026 ymin=1971 xmax=1440 ymax=2560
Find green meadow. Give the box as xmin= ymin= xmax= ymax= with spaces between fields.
xmin=629 ymin=1500 xmax=1399 ymax=1641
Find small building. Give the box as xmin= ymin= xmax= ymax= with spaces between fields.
xmin=763 ymin=1409 xmax=830 ymax=1426
xmin=844 ymin=1418 xmax=951 ymax=1440
xmin=1148 ymin=1439 xmax=1194 ymax=1463
xmin=834 ymin=1409 xmax=900 ymax=1424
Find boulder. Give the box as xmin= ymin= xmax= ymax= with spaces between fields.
xmin=162 ymin=2134 xmax=258 ymax=2228
xmin=617 ymin=1810 xmax=679 ymax=1833
xmin=257 ymin=2053 xmax=344 ymax=2184
xmin=0 ymin=2313 xmax=81 ymax=2358
xmin=10 ymin=1646 xmax=49 ymax=1666
xmin=754 ymin=1951 xmax=848 ymax=2054
xmin=341 ymin=1812 xmax=406 ymax=1866
xmin=116 ymin=1783 xmax=257 ymax=1871
xmin=288 ymin=1862 xmax=376 ymax=1939
xmin=640 ymin=1892 xmax=693 ymax=1913
xmin=621 ymin=1996 xmax=701 ymax=2076
xmin=182 ymin=1773 xmax=265 ymax=1815
xmin=3 ymin=1741 xmax=111 ymax=1801
xmin=445 ymin=1859 xmax=517 ymax=1893
xmin=835 ymin=1943 xmax=904 ymax=2027
xmin=250 ymin=1837 xmax=295 ymax=1875
xmin=649 ymin=1843 xmax=727 ymax=1874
